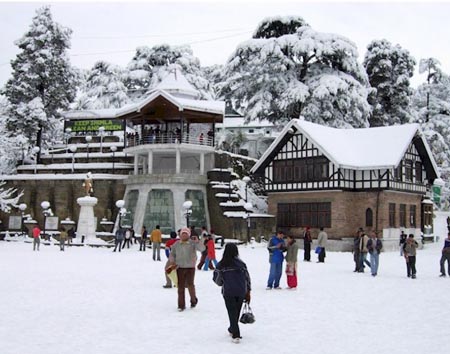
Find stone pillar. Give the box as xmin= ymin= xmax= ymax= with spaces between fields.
xmin=176 ymin=149 xmax=181 ymax=174
xmin=134 ymin=155 xmax=139 ymax=175
xmin=76 ymin=196 xmax=98 ymax=244
xmin=148 ymin=151 xmax=153 ymax=174
xmin=200 ymin=152 xmax=205 ymax=175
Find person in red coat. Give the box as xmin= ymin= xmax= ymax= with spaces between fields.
xmin=32 ymin=225 xmax=41 ymax=251
xmin=203 ymin=235 xmax=218 ymax=270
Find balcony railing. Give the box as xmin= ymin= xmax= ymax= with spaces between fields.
xmin=125 ymin=132 xmax=214 ymax=148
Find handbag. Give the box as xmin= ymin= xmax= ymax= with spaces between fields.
xmin=239 ymin=302 xmax=255 ymax=324
xmin=315 ymin=246 xmax=322 ymax=254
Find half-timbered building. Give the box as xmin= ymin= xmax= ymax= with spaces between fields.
xmin=251 ymin=119 xmax=439 ymax=244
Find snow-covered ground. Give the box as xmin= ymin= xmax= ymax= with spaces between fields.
xmin=1 ymin=213 xmax=449 ymax=354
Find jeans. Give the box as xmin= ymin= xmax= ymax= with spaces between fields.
xmin=304 ymin=243 xmax=311 ymax=261
xmin=318 ymin=248 xmax=326 ymax=263
xmin=406 ymin=256 xmax=417 ymax=277
xmin=203 ymin=257 xmax=218 ymax=270
xmin=440 ymin=253 xmax=450 ymax=275
xmin=369 ymin=252 xmax=379 ymax=275
xmin=224 ymin=296 xmax=244 ymax=339
xmin=113 ymin=239 xmax=122 ymax=252
xmin=139 ymin=238 xmax=146 ymax=251
xmin=358 ymin=252 xmax=371 ymax=271
xmin=153 ymin=242 xmax=161 ymax=260
xmin=267 ymin=262 xmax=283 ymax=288
xmin=33 ymin=237 xmax=40 ymax=251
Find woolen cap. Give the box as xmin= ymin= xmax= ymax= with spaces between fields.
xmin=180 ymin=227 xmax=191 ymax=237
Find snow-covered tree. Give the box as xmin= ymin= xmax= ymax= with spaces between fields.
xmin=0 ymin=181 xmax=23 ymax=213
xmin=363 ymin=39 xmax=416 ymax=127
xmin=2 ymin=6 xmax=77 ymax=152
xmin=412 ymin=58 xmax=450 ymax=206
xmin=220 ymin=16 xmax=371 ymax=128
xmin=73 ymin=61 xmax=130 ymax=109
xmin=125 ymin=44 xmax=214 ymax=100
xmin=201 ymin=64 xmax=224 ymax=99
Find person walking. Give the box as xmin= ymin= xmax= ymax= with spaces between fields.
xmin=353 ymin=228 xmax=363 ymax=272
xmin=59 ymin=227 xmax=68 ymax=251
xmin=197 ymin=233 xmax=214 ymax=270
xmin=67 ymin=227 xmax=75 ymax=245
xmin=285 ymin=234 xmax=299 ymax=289
xmin=317 ymin=227 xmax=328 ymax=263
xmin=367 ymin=231 xmax=383 ymax=276
xmin=403 ymin=234 xmax=419 ymax=279
xmin=167 ymin=227 xmax=205 ymax=311
xmin=150 ymin=225 xmax=162 ymax=261
xmin=32 ymin=224 xmax=41 ymax=251
xmin=213 ymin=243 xmax=251 ymax=344
xmin=439 ymin=232 xmax=450 ymax=277
xmin=303 ymin=226 xmax=312 ymax=261
xmin=113 ymin=227 xmax=125 ymax=252
xmin=203 ymin=234 xmax=218 ymax=270
xmin=163 ymin=231 xmax=179 ymax=288
xmin=122 ymin=228 xmax=132 ymax=249
xmin=139 ymin=226 xmax=148 ymax=251
xmin=358 ymin=232 xmax=371 ymax=272
xmin=399 ymin=230 xmax=407 ymax=256
xmin=266 ymin=231 xmax=286 ymax=289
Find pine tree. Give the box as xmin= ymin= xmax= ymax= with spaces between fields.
xmin=74 ymin=61 xmax=130 ymax=109
xmin=220 ymin=16 xmax=371 ymax=127
xmin=2 ymin=6 xmax=77 ymax=154
xmin=0 ymin=181 xmax=23 ymax=213
xmin=363 ymin=39 xmax=416 ymax=127
xmin=125 ymin=44 xmax=214 ymax=101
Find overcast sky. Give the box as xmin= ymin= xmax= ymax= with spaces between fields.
xmin=1 ymin=0 xmax=449 ymax=88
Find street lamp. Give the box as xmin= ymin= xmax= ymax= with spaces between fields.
xmin=115 ymin=200 xmax=125 ymax=227
xmin=32 ymin=146 xmax=40 ymax=174
xmin=41 ymin=201 xmax=51 ymax=241
xmin=243 ymin=176 xmax=251 ymax=202
xmin=85 ymin=135 xmax=92 ymax=162
xmin=69 ymin=145 xmax=77 ymax=173
xmin=110 ymin=145 xmax=117 ymax=174
xmin=182 ymin=200 xmax=193 ymax=228
xmin=98 ymin=126 xmax=105 ymax=153
xmin=18 ymin=203 xmax=27 ymax=237
xmin=65 ymin=127 xmax=72 ymax=147
xmin=244 ymin=202 xmax=253 ymax=243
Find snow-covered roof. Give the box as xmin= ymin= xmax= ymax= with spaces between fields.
xmin=216 ymin=117 xmax=275 ymax=129
xmin=251 ymin=119 xmax=440 ymax=176
xmin=64 ymin=90 xmax=224 ymax=119
xmin=152 ymin=69 xmax=200 ymax=99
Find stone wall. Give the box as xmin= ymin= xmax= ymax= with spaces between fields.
xmin=268 ymin=190 xmax=423 ymax=241
xmin=0 ymin=179 xmax=126 ymax=231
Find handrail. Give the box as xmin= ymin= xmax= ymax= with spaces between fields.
xmin=125 ymin=132 xmax=214 ymax=148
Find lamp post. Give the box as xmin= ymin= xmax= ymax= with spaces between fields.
xmin=183 ymin=200 xmax=193 ymax=228
xmin=18 ymin=203 xmax=27 ymax=237
xmin=115 ymin=200 xmax=125 ymax=228
xmin=69 ymin=145 xmax=77 ymax=173
xmin=85 ymin=135 xmax=92 ymax=163
xmin=243 ymin=176 xmax=251 ymax=202
xmin=32 ymin=146 xmax=40 ymax=174
xmin=65 ymin=127 xmax=72 ymax=147
xmin=110 ymin=146 xmax=117 ymax=174
xmin=98 ymin=126 xmax=105 ymax=153
xmin=244 ymin=202 xmax=253 ymax=243
xmin=41 ymin=201 xmax=51 ymax=241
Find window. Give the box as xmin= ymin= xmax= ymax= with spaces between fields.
xmin=394 ymin=162 xmax=402 ymax=181
xmin=248 ymin=129 xmax=254 ymax=133
xmin=399 ymin=204 xmax=406 ymax=227
xmin=277 ymin=202 xmax=331 ymax=228
xmin=273 ymin=157 xmax=329 ymax=183
xmin=389 ymin=203 xmax=396 ymax=227
xmin=405 ymin=160 xmax=413 ymax=181
xmin=415 ymin=161 xmax=422 ymax=182
xmin=366 ymin=208 xmax=373 ymax=227
xmin=410 ymin=205 xmax=416 ymax=227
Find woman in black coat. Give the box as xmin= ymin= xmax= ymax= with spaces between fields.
xmin=213 ymin=243 xmax=251 ymax=343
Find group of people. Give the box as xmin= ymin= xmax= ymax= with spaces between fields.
xmin=353 ymin=228 xmax=383 ymax=276
xmin=31 ymin=224 xmax=76 ymax=251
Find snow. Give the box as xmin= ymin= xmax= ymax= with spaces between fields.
xmin=2 ymin=212 xmax=449 ymax=354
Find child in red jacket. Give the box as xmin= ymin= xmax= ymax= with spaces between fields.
xmin=203 ymin=235 xmax=218 ymax=270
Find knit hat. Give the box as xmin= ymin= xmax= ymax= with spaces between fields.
xmin=180 ymin=227 xmax=191 ymax=237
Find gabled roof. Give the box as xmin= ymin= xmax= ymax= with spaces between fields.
xmin=64 ymin=90 xmax=224 ymax=120
xmin=152 ymin=69 xmax=200 ymax=99
xmin=251 ymin=119 xmax=439 ymax=180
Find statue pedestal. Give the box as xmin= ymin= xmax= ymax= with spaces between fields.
xmin=76 ymin=196 xmax=98 ymax=243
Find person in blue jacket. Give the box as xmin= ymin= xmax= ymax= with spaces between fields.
xmin=213 ymin=243 xmax=251 ymax=344
xmin=266 ymin=231 xmax=287 ymax=289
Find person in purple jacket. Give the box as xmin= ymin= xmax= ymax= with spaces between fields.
xmin=439 ymin=233 xmax=450 ymax=277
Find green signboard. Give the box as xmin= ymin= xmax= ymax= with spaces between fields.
xmin=66 ymin=119 xmax=123 ymax=133
xmin=432 ymin=185 xmax=442 ymax=204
